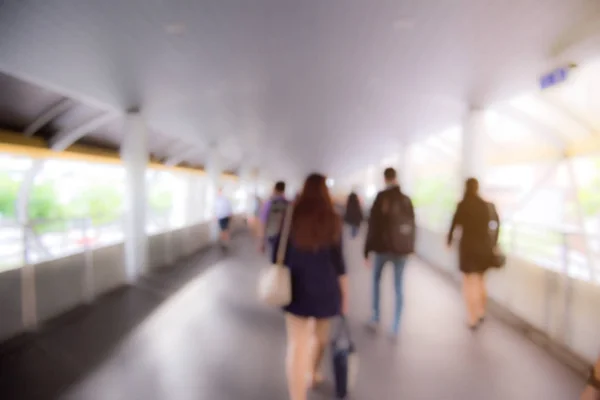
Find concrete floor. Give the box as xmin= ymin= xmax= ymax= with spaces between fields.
xmin=0 ymin=232 xmax=585 ymax=399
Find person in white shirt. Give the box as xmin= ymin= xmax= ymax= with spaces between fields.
xmin=215 ymin=187 xmax=233 ymax=249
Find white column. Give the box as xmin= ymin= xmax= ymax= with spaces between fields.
xmin=396 ymin=142 xmax=410 ymax=194
xmin=238 ymin=165 xmax=252 ymax=215
xmin=204 ymin=149 xmax=222 ymax=220
xmin=184 ymin=173 xmax=198 ymax=225
xmin=120 ymin=112 xmax=148 ymax=282
xmin=17 ymin=160 xmax=44 ymax=331
xmin=461 ymin=108 xmax=487 ymax=182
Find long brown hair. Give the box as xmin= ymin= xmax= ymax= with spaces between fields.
xmin=291 ymin=173 xmax=341 ymax=250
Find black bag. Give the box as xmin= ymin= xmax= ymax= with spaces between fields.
xmin=487 ymin=202 xmax=506 ymax=268
xmin=331 ymin=317 xmax=358 ymax=399
xmin=380 ymin=192 xmax=415 ymax=255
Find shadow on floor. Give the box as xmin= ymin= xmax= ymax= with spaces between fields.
xmin=0 ymin=235 xmax=246 ymax=400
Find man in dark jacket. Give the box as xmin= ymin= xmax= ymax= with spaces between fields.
xmin=364 ymin=167 xmax=416 ymax=338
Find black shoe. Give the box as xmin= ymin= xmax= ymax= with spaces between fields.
xmin=468 ymin=320 xmax=481 ymax=331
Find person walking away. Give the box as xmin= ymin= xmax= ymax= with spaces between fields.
xmin=364 ymin=167 xmax=415 ymax=339
xmin=447 ymin=178 xmax=500 ymax=330
xmin=344 ymin=191 xmax=363 ymax=239
xmin=271 ymin=174 xmax=348 ymax=400
xmin=259 ymin=181 xmax=289 ymax=254
xmin=214 ymin=187 xmax=233 ymax=251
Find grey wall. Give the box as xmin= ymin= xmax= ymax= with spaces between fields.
xmin=93 ymin=243 xmax=127 ymax=295
xmin=35 ymin=252 xmax=86 ymax=322
xmin=0 ymin=268 xmax=22 ymax=342
xmin=416 ymin=226 xmax=600 ymax=366
xmin=0 ymin=217 xmax=245 ymax=343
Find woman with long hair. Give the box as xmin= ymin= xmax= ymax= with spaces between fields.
xmin=272 ymin=173 xmax=348 ymax=400
xmin=447 ymin=178 xmax=500 ymax=330
xmin=344 ymin=191 xmax=363 ymax=238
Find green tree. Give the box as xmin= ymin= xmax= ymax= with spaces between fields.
xmin=149 ymin=185 xmax=173 ymax=213
xmin=67 ymin=184 xmax=123 ymax=225
xmin=28 ymin=181 xmax=67 ymax=233
xmin=412 ymin=175 xmax=458 ymax=229
xmin=579 ymin=159 xmax=600 ymax=217
xmin=413 ymin=176 xmax=457 ymax=212
xmin=0 ymin=173 xmax=19 ymax=218
xmin=29 ymin=182 xmax=64 ymax=221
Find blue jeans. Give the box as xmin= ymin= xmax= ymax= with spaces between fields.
xmin=371 ymin=253 xmax=408 ymax=334
xmin=350 ymin=225 xmax=359 ymax=238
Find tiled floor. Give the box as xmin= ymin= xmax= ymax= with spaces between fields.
xmin=0 ymin=233 xmax=585 ymax=399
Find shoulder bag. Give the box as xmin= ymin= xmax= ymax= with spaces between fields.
xmin=487 ymin=202 xmax=506 ymax=268
xmin=257 ymin=204 xmax=294 ymax=306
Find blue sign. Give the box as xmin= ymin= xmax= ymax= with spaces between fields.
xmin=539 ymin=66 xmax=571 ymax=90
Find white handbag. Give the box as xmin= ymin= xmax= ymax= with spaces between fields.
xmin=257 ymin=204 xmax=293 ymax=307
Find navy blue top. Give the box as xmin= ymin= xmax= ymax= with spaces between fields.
xmin=271 ymin=235 xmax=346 ymax=318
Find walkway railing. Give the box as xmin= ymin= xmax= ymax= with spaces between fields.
xmin=0 ymin=215 xmax=245 ymax=342
xmin=500 ymin=221 xmax=599 ymax=284
xmin=0 ymin=217 xmax=124 ymax=272
xmin=416 ymin=223 xmax=600 ymax=368
xmin=0 ymin=213 xmax=208 ymax=273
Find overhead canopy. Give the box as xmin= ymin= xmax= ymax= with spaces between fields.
xmin=0 ymin=0 xmax=599 ymax=180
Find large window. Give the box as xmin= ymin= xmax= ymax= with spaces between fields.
xmin=0 ymin=152 xmax=229 ymax=271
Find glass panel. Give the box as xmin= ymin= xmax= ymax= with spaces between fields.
xmin=0 ymin=154 xmax=29 ymax=271
xmin=26 ymin=159 xmax=126 ymax=263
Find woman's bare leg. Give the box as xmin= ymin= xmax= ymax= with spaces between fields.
xmin=308 ymin=318 xmax=331 ymax=387
xmin=285 ymin=314 xmax=312 ymax=400
xmin=463 ymin=274 xmax=479 ymax=326
xmin=477 ymin=273 xmax=487 ymax=320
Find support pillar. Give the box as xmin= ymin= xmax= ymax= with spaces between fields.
xmin=17 ymin=160 xmax=44 ymax=331
xmin=461 ymin=108 xmax=488 ymax=184
xmin=185 ymin=173 xmax=200 ymax=225
xmin=396 ymin=142 xmax=410 ymax=194
xmin=120 ymin=113 xmax=148 ymax=282
xmin=239 ymin=165 xmax=256 ymax=215
xmin=204 ymin=148 xmax=223 ymax=221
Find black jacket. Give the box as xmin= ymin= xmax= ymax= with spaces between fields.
xmin=344 ymin=193 xmax=363 ymax=225
xmin=364 ymin=186 xmax=415 ymax=258
xmin=447 ymin=195 xmax=500 ymax=254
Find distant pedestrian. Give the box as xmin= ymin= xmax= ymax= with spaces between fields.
xmin=215 ymin=187 xmax=233 ymax=251
xmin=344 ymin=191 xmax=363 ymax=239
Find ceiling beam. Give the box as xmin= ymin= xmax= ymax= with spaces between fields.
xmin=24 ymin=98 xmax=73 ymax=137
xmin=0 ymin=129 xmax=210 ymax=176
xmin=498 ymin=106 xmax=567 ymax=151
xmin=49 ymin=112 xmax=120 ymax=152
xmin=165 ymin=147 xmax=203 ymax=167
xmin=539 ymin=95 xmax=598 ymax=137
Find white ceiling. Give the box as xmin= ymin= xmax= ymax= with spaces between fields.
xmin=0 ymin=0 xmax=598 ymax=180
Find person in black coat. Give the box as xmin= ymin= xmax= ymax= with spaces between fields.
xmin=447 ymin=178 xmax=500 ymax=330
xmin=344 ymin=191 xmax=363 ymax=238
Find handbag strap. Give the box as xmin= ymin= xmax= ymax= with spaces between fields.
xmin=275 ymin=203 xmax=294 ymax=265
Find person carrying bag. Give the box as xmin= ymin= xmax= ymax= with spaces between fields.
xmin=331 ymin=316 xmax=358 ymax=399
xmin=257 ymin=203 xmax=294 ymax=307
